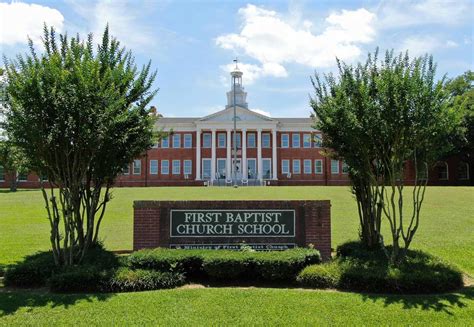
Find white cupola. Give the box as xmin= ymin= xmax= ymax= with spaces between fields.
xmin=226 ymin=61 xmax=248 ymax=109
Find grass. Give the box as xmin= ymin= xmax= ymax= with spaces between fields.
xmin=1 ymin=186 xmax=473 ymax=274
xmin=0 ymin=186 xmax=473 ymax=325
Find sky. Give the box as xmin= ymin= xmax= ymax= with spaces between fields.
xmin=0 ymin=0 xmax=473 ymax=118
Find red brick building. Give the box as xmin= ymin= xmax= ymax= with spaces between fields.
xmin=1 ymin=68 xmax=472 ymax=188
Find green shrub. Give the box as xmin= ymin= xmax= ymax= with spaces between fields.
xmin=128 ymin=248 xmax=321 ymax=282
xmin=297 ymin=261 xmax=341 ymax=288
xmin=49 ymin=265 xmax=111 ymax=293
xmin=299 ymin=242 xmax=463 ymax=294
xmin=4 ymin=244 xmax=120 ymax=288
xmin=107 ymin=268 xmax=185 ymax=292
xmin=4 ymin=251 xmax=57 ymax=287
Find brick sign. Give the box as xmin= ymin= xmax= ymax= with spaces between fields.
xmin=134 ymin=200 xmax=331 ymax=261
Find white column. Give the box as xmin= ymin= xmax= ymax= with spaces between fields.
xmin=210 ymin=129 xmax=216 ymax=183
xmin=272 ymin=128 xmax=277 ymax=180
xmin=257 ymin=128 xmax=263 ymax=181
xmin=195 ymin=128 xmax=201 ymax=180
xmin=226 ymin=128 xmax=232 ymax=180
xmin=242 ymin=128 xmax=247 ymax=180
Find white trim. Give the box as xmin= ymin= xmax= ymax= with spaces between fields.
xmin=172 ymin=160 xmax=181 ymax=175
xmin=161 ymin=160 xmax=169 ymax=175
xmin=281 ymin=133 xmax=289 ymax=148
xmin=183 ymin=160 xmax=192 ymax=175
xmin=331 ymin=159 xmax=339 ymax=174
xmin=149 ymin=160 xmax=158 ymax=175
xmin=314 ymin=159 xmax=323 ymax=174
xmin=133 ymin=160 xmax=141 ymax=175
xmin=303 ymin=159 xmax=312 ymax=174
xmin=183 ymin=134 xmax=192 ymax=148
xmin=281 ymin=159 xmax=290 ymax=174
xmin=292 ymin=159 xmax=301 ymax=174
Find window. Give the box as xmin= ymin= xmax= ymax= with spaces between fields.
xmin=436 ymin=161 xmax=448 ymax=180
xmin=150 ymin=160 xmax=158 ymax=175
xmin=0 ymin=165 xmax=5 ymax=181
xmin=292 ymin=134 xmax=300 ymax=148
xmin=161 ymin=136 xmax=169 ymax=148
xmin=314 ymin=134 xmax=322 ymax=148
xmin=263 ymin=159 xmax=272 ymax=179
xmin=247 ymin=133 xmax=256 ymax=148
xmin=172 ymin=134 xmax=181 ymax=148
xmin=218 ymin=133 xmax=226 ymax=148
xmin=184 ymin=134 xmax=192 ymax=148
xmin=292 ymin=160 xmax=301 ymax=174
xmin=304 ymin=159 xmax=312 ymax=174
xmin=217 ymin=159 xmax=226 ymax=179
xmin=122 ymin=164 xmax=130 ymax=175
xmin=331 ymin=160 xmax=339 ymax=174
xmin=458 ymin=162 xmax=469 ymax=180
xmin=342 ymin=161 xmax=349 ymax=174
xmin=203 ymin=133 xmax=211 ymax=148
xmin=172 ymin=160 xmax=180 ymax=175
xmin=202 ymin=159 xmax=211 ymax=180
xmin=303 ymin=134 xmax=311 ymax=148
xmin=161 ymin=160 xmax=169 ymax=174
xmin=152 ymin=141 xmax=159 ymax=149
xmin=262 ymin=133 xmax=270 ymax=148
xmin=281 ymin=134 xmax=289 ymax=148
xmin=184 ymin=160 xmax=192 ymax=176
xmin=133 ymin=160 xmax=141 ymax=175
xmin=247 ymin=158 xmax=256 ymax=179
xmin=315 ymin=160 xmax=323 ymax=174
xmin=282 ymin=160 xmax=290 ymax=174
xmin=18 ymin=172 xmax=28 ymax=182
xmin=233 ymin=133 xmax=241 ymax=148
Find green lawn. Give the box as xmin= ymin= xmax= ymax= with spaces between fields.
xmin=1 ymin=186 xmax=473 ymax=326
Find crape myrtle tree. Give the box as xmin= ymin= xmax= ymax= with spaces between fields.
xmin=4 ymin=25 xmax=159 ymax=266
xmin=311 ymin=49 xmax=460 ymax=264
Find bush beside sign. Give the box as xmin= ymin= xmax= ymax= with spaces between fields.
xmin=134 ymin=200 xmax=331 ymax=261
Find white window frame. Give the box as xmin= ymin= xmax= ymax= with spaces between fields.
xmin=161 ymin=136 xmax=169 ymax=148
xmin=172 ymin=160 xmax=180 ymax=175
xmin=304 ymin=159 xmax=312 ymax=174
xmin=262 ymin=158 xmax=272 ymax=179
xmin=149 ymin=160 xmax=158 ymax=175
xmin=292 ymin=134 xmax=300 ymax=148
xmin=161 ymin=160 xmax=169 ymax=175
xmin=172 ymin=134 xmax=181 ymax=148
xmin=331 ymin=159 xmax=339 ymax=174
xmin=314 ymin=134 xmax=322 ymax=148
xmin=281 ymin=159 xmax=290 ymax=174
xmin=123 ymin=164 xmax=130 ymax=175
xmin=293 ymin=159 xmax=301 ymax=174
xmin=342 ymin=161 xmax=349 ymax=174
xmin=202 ymin=158 xmax=212 ymax=180
xmin=183 ymin=160 xmax=192 ymax=175
xmin=303 ymin=134 xmax=311 ymax=148
xmin=218 ymin=133 xmax=226 ymax=148
xmin=247 ymin=133 xmax=256 ymax=148
xmin=217 ymin=158 xmax=226 ymax=179
xmin=281 ymin=134 xmax=289 ymax=148
xmin=133 ymin=160 xmax=141 ymax=175
xmin=314 ymin=160 xmax=323 ymax=174
xmin=247 ymin=158 xmax=257 ymax=179
xmin=203 ymin=133 xmax=212 ymax=148
xmin=184 ymin=134 xmax=192 ymax=148
xmin=262 ymin=133 xmax=271 ymax=148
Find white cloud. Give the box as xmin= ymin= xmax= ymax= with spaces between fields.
xmin=378 ymin=0 xmax=472 ymax=29
xmin=0 ymin=2 xmax=64 ymax=45
xmin=400 ymin=36 xmax=460 ymax=56
xmin=251 ymin=108 xmax=271 ymax=117
xmin=220 ymin=62 xmax=286 ymax=85
xmin=216 ymin=4 xmax=376 ymax=82
xmin=67 ymin=0 xmax=161 ymax=52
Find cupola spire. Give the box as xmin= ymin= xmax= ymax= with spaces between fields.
xmin=226 ymin=58 xmax=248 ymax=109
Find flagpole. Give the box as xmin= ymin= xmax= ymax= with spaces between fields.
xmin=233 ymin=58 xmax=238 ymax=187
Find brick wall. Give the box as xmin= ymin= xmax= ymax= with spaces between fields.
xmin=133 ymin=200 xmax=332 ymax=261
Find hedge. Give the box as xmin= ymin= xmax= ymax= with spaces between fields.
xmin=128 ymin=248 xmax=321 ymax=281
xmin=297 ymin=241 xmax=464 ymax=294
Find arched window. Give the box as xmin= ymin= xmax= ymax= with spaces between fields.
xmin=436 ymin=161 xmax=448 ymax=180
xmin=0 ymin=165 xmax=4 ymax=181
xmin=457 ymin=161 xmax=469 ymax=180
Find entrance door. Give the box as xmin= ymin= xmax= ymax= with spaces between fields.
xmin=231 ymin=159 xmax=242 ymax=180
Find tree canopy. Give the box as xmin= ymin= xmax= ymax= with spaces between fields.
xmin=3 ymin=25 xmax=159 ymax=265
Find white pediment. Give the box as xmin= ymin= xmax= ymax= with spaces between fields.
xmin=197 ymin=106 xmax=274 ymax=122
